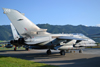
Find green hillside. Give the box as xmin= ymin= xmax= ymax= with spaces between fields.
xmin=0 ymin=25 xmax=13 ymax=40
xmin=0 ymin=24 xmax=100 ymax=42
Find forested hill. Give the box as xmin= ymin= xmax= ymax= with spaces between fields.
xmin=37 ymin=24 xmax=100 ymax=34
xmin=0 ymin=25 xmax=12 ymax=40
xmin=1 ymin=24 xmax=100 ymax=42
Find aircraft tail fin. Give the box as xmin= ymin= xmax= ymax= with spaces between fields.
xmin=10 ymin=23 xmax=20 ymax=40
xmin=3 ymin=8 xmax=49 ymax=37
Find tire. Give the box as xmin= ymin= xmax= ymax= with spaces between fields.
xmin=60 ymin=50 xmax=65 ymax=55
xmin=46 ymin=49 xmax=51 ymax=55
xmin=79 ymin=49 xmax=83 ymax=53
xmin=26 ymin=48 xmax=29 ymax=51
xmin=14 ymin=48 xmax=16 ymax=51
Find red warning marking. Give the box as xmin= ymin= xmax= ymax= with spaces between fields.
xmin=24 ymin=28 xmax=28 ymax=31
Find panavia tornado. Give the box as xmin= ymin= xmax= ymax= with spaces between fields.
xmin=2 ymin=8 xmax=96 ymax=55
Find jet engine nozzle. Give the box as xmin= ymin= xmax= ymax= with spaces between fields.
xmin=18 ymin=38 xmax=25 ymax=44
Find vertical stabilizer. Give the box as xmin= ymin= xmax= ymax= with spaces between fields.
xmin=10 ymin=23 xmax=20 ymax=40
xmin=3 ymin=8 xmax=41 ymax=36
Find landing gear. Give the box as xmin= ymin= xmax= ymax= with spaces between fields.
xmin=79 ymin=49 xmax=83 ymax=53
xmin=60 ymin=50 xmax=65 ymax=55
xmin=46 ymin=49 xmax=51 ymax=55
xmin=25 ymin=47 xmax=29 ymax=51
xmin=70 ymin=51 xmax=72 ymax=53
xmin=66 ymin=50 xmax=69 ymax=53
xmin=14 ymin=46 xmax=16 ymax=51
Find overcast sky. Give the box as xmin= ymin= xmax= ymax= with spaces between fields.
xmin=0 ymin=0 xmax=100 ymax=26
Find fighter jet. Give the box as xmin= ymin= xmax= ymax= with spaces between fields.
xmin=2 ymin=8 xmax=96 ymax=55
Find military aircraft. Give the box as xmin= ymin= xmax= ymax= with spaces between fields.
xmin=2 ymin=8 xmax=96 ymax=55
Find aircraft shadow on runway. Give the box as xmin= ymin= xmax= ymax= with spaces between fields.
xmin=0 ymin=50 xmax=64 ymax=59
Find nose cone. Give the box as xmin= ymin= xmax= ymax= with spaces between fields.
xmin=2 ymin=8 xmax=11 ymax=14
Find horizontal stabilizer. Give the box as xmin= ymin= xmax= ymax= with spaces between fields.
xmin=10 ymin=23 xmax=20 ymax=40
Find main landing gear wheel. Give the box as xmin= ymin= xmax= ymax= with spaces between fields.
xmin=46 ymin=49 xmax=51 ymax=55
xmin=79 ymin=49 xmax=83 ymax=53
xmin=14 ymin=47 xmax=16 ymax=51
xmin=60 ymin=50 xmax=65 ymax=55
xmin=25 ymin=48 xmax=29 ymax=51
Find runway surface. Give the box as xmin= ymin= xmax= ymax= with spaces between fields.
xmin=0 ymin=48 xmax=100 ymax=67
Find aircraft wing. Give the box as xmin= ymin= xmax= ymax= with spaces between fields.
xmin=57 ymin=36 xmax=87 ymax=41
xmin=55 ymin=36 xmax=87 ymax=49
xmin=25 ymin=40 xmax=47 ymax=45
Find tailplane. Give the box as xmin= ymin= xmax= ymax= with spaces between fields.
xmin=10 ymin=23 xmax=20 ymax=40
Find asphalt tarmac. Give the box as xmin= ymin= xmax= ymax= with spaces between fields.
xmin=0 ymin=48 xmax=100 ymax=67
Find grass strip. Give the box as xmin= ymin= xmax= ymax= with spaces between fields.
xmin=0 ymin=56 xmax=58 ymax=67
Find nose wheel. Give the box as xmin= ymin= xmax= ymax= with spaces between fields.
xmin=46 ymin=49 xmax=51 ymax=55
